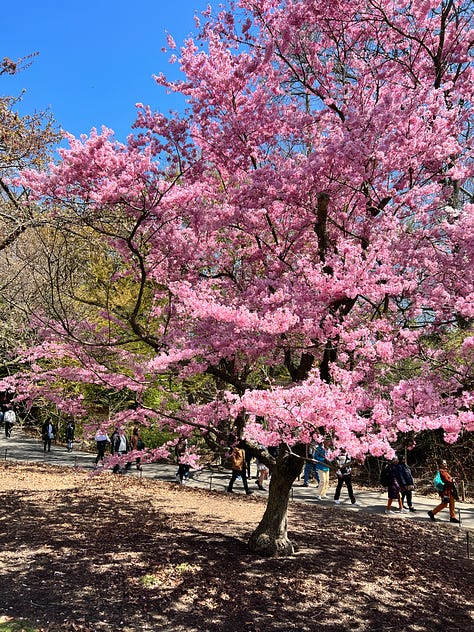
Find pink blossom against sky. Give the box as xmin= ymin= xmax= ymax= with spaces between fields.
xmin=2 ymin=0 xmax=210 ymax=142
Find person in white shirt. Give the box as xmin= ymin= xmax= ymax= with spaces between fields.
xmin=333 ymin=449 xmax=359 ymax=506
xmin=94 ymin=429 xmax=110 ymax=465
xmin=4 ymin=406 xmax=16 ymax=438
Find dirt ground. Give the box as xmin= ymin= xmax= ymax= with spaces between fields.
xmin=0 ymin=462 xmax=473 ymax=632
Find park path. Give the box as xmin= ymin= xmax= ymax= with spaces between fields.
xmin=2 ymin=427 xmax=473 ymax=529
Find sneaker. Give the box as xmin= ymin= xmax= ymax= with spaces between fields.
xmin=450 ymin=517 xmax=460 ymax=524
xmin=319 ymin=496 xmax=328 ymax=500
xmin=334 ymin=500 xmax=340 ymax=505
xmin=427 ymin=510 xmax=436 ymax=521
xmin=384 ymin=509 xmax=394 ymax=514
xmin=409 ymin=507 xmax=416 ymax=512
xmin=302 ymin=483 xmax=309 ymax=487
xmin=351 ymin=501 xmax=361 ymax=506
xmin=400 ymin=508 xmax=409 ymax=513
xmin=246 ymin=490 xmax=254 ymax=495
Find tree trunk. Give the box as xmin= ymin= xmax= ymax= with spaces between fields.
xmin=248 ymin=443 xmax=304 ymax=557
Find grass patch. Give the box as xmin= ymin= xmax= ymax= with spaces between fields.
xmin=0 ymin=617 xmax=40 ymax=632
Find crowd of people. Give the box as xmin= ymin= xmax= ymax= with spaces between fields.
xmin=0 ymin=411 xmax=463 ymax=523
xmin=94 ymin=426 xmax=145 ymax=473
xmin=226 ymin=443 xmax=462 ymax=525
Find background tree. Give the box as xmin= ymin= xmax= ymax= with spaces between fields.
xmin=0 ymin=54 xmax=58 ymax=380
xmin=11 ymin=0 xmax=474 ymax=556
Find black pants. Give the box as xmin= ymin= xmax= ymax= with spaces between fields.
xmin=5 ymin=422 xmax=13 ymax=438
xmin=112 ymin=451 xmax=128 ymax=473
xmin=178 ymin=463 xmax=190 ymax=482
xmin=401 ymin=488 xmax=413 ymax=508
xmin=43 ymin=437 xmax=52 ymax=452
xmin=95 ymin=441 xmax=107 ymax=464
xmin=334 ymin=474 xmax=356 ymax=503
xmin=227 ymin=468 xmax=250 ymax=493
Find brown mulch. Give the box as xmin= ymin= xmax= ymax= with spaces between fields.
xmin=0 ymin=463 xmax=473 ymax=632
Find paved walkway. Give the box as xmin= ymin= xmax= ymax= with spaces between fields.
xmin=2 ymin=428 xmax=473 ymax=530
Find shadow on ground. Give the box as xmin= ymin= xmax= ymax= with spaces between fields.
xmin=0 ymin=463 xmax=472 ymax=632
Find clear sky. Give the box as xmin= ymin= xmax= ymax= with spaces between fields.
xmin=2 ymin=0 xmax=212 ymax=142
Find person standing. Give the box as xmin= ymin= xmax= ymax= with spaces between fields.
xmin=65 ymin=421 xmax=75 ymax=452
xmin=111 ymin=426 xmax=130 ymax=474
xmin=130 ymin=427 xmax=144 ymax=472
xmin=333 ymin=449 xmax=359 ymax=505
xmin=397 ymin=454 xmax=416 ymax=512
xmin=175 ymin=437 xmax=190 ymax=483
xmin=428 ymin=459 xmax=460 ymax=523
xmin=384 ymin=456 xmax=406 ymax=514
xmin=4 ymin=406 xmax=16 ymax=438
xmin=227 ymin=441 xmax=253 ymax=495
xmin=41 ymin=419 xmax=55 ymax=452
xmin=302 ymin=441 xmax=320 ymax=488
xmin=313 ymin=443 xmax=330 ymax=500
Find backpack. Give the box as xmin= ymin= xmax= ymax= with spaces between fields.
xmin=433 ymin=470 xmax=445 ymax=493
xmin=380 ymin=465 xmax=391 ymax=487
xmin=232 ymin=448 xmax=245 ymax=471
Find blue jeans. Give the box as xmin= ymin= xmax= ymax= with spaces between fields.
xmin=303 ymin=462 xmax=320 ymax=485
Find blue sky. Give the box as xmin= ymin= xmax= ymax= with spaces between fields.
xmin=2 ymin=1 xmax=211 ymax=142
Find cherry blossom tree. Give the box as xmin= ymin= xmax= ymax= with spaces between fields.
xmin=13 ymin=0 xmax=474 ymax=555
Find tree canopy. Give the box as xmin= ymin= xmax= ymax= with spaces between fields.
xmin=5 ymin=0 xmax=474 ymax=554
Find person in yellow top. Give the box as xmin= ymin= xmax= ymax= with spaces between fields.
xmin=227 ymin=440 xmax=253 ymax=495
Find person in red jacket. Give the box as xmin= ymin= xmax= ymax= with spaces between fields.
xmin=427 ymin=460 xmax=459 ymax=523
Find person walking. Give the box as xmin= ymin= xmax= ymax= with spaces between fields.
xmin=65 ymin=421 xmax=75 ymax=452
xmin=428 ymin=459 xmax=460 ymax=523
xmin=244 ymin=445 xmax=252 ymax=480
xmin=255 ymin=458 xmax=269 ymax=490
xmin=227 ymin=441 xmax=253 ymax=495
xmin=333 ymin=449 xmax=359 ymax=506
xmin=41 ymin=419 xmax=55 ymax=452
xmin=4 ymin=406 xmax=16 ymax=438
xmin=384 ymin=456 xmax=406 ymax=514
xmin=397 ymin=454 xmax=416 ymax=512
xmin=94 ymin=429 xmax=109 ymax=466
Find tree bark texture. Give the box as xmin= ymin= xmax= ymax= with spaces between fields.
xmin=247 ymin=443 xmax=304 ymax=557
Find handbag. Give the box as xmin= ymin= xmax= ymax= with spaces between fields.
xmin=452 ymin=482 xmax=460 ymax=501
xmin=405 ymin=484 xmax=414 ymax=491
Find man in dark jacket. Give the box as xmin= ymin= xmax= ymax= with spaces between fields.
xmin=111 ymin=427 xmax=130 ymax=474
xmin=41 ymin=419 xmax=55 ymax=452
xmin=396 ymin=454 xmax=416 ymax=512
